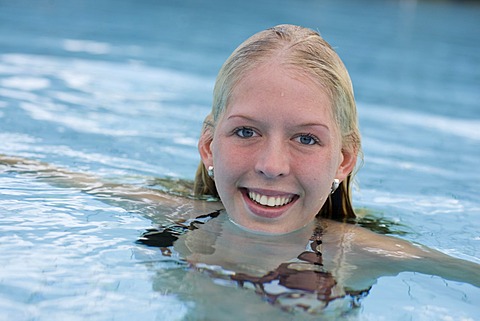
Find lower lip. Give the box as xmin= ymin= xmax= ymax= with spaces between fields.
xmin=241 ymin=190 xmax=296 ymax=219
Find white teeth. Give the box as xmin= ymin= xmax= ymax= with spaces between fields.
xmin=248 ymin=191 xmax=293 ymax=207
xmin=259 ymin=195 xmax=268 ymax=205
xmin=267 ymin=197 xmax=276 ymax=207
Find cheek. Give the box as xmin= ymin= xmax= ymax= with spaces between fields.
xmin=304 ymin=172 xmax=329 ymax=194
xmin=296 ymin=155 xmax=338 ymax=192
xmin=212 ymin=140 xmax=230 ymax=170
xmin=211 ymin=139 xmax=245 ymax=183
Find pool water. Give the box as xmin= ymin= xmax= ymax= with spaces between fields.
xmin=1 ymin=0 xmax=479 ymax=320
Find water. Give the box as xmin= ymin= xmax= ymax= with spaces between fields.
xmin=1 ymin=0 xmax=479 ymax=320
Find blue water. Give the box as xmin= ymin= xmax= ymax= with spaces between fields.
xmin=1 ymin=0 xmax=479 ymax=320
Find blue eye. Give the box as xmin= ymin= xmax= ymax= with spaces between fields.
xmin=235 ymin=127 xmax=256 ymax=138
xmin=296 ymin=134 xmax=319 ymax=145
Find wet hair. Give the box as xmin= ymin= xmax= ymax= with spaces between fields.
xmin=194 ymin=24 xmax=362 ymax=221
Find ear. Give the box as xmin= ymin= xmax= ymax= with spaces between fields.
xmin=335 ymin=146 xmax=358 ymax=181
xmin=198 ymin=127 xmax=214 ymax=168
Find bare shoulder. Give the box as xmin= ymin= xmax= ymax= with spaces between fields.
xmin=322 ymin=218 xmax=480 ymax=288
xmin=323 ymin=219 xmax=439 ymax=259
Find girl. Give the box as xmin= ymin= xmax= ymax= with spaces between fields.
xmin=194 ymin=24 xmax=360 ymax=234
xmin=138 ymin=24 xmax=479 ymax=313
xmin=1 ymin=24 xmax=478 ymax=316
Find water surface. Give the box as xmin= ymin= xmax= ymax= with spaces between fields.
xmin=1 ymin=0 xmax=479 ymax=320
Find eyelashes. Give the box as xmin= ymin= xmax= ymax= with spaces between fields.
xmin=232 ymin=127 xmax=322 ymax=146
xmin=233 ymin=127 xmax=257 ymax=138
xmin=294 ymin=133 xmax=320 ymax=145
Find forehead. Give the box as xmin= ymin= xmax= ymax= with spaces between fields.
xmin=227 ymin=62 xmax=333 ymax=117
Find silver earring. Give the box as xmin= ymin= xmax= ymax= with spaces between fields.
xmin=207 ymin=166 xmax=214 ymax=179
xmin=331 ymin=179 xmax=340 ymax=194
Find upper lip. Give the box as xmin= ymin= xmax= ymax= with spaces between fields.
xmin=240 ymin=187 xmax=298 ymax=198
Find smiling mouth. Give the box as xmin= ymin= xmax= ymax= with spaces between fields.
xmin=247 ymin=190 xmax=295 ymax=207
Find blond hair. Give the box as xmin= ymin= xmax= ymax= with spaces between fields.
xmin=194 ymin=24 xmax=362 ymax=221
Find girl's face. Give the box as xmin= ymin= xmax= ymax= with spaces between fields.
xmin=199 ymin=62 xmax=356 ymax=234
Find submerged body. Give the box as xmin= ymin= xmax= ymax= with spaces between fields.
xmin=139 ymin=208 xmax=479 ymax=313
xmin=1 ymin=154 xmax=479 ymax=314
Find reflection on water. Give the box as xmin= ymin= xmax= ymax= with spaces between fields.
xmin=139 ymin=213 xmax=369 ymax=316
xmin=0 ymin=174 xmax=191 ymax=321
xmin=1 ymin=0 xmax=479 ymax=320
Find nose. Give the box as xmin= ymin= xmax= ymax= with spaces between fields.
xmin=254 ymin=139 xmax=290 ymax=179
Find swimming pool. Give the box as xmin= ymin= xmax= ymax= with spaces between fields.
xmin=1 ymin=0 xmax=479 ymax=320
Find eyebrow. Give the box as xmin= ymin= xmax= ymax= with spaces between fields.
xmin=227 ymin=114 xmax=330 ymax=131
